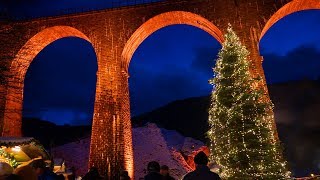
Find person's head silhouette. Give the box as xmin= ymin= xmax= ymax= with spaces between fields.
xmin=147 ymin=161 xmax=160 ymax=173
xmin=194 ymin=151 xmax=208 ymax=165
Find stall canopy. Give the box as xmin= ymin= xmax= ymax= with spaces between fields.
xmin=0 ymin=137 xmax=50 ymax=168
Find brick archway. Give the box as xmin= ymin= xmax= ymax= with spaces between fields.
xmin=260 ymin=0 xmax=320 ymax=41
xmin=2 ymin=26 xmax=93 ymax=136
xmin=121 ymin=11 xmax=223 ymax=178
xmin=122 ymin=11 xmax=224 ymax=72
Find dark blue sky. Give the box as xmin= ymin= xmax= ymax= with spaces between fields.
xmin=1 ymin=2 xmax=320 ymax=125
xmin=0 ymin=0 xmax=161 ymax=19
xmin=261 ymin=10 xmax=320 ymax=83
xmin=129 ymin=25 xmax=220 ymax=116
xmin=23 ymin=38 xmax=97 ymax=125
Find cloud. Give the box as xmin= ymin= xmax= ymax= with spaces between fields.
xmin=263 ymin=45 xmax=320 ymax=84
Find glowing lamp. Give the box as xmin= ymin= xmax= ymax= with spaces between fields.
xmin=12 ymin=146 xmax=21 ymax=152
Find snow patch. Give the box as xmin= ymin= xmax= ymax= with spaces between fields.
xmin=52 ymin=123 xmax=208 ymax=179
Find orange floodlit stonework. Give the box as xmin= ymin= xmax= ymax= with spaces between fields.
xmin=0 ymin=0 xmax=319 ymax=179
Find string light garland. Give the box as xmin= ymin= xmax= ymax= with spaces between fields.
xmin=0 ymin=148 xmax=19 ymax=168
xmin=208 ymin=24 xmax=291 ymax=179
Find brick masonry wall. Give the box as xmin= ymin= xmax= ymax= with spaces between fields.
xmin=0 ymin=0 xmax=319 ymax=178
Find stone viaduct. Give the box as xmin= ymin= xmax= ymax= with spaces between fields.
xmin=0 ymin=0 xmax=319 ymax=178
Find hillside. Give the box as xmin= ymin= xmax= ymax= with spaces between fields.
xmin=131 ymin=79 xmax=320 ymax=176
xmin=132 ymin=96 xmax=210 ymax=141
xmin=52 ymin=123 xmax=207 ymax=179
xmin=22 ymin=79 xmax=320 ymax=177
xmin=132 ymin=79 xmax=320 ymax=141
xmin=22 ymin=117 xmax=91 ymax=148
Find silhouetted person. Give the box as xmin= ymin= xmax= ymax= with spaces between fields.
xmin=120 ymin=170 xmax=130 ymax=180
xmin=82 ymin=167 xmax=102 ymax=180
xmin=160 ymin=165 xmax=175 ymax=180
xmin=182 ymin=151 xmax=221 ymax=180
xmin=5 ymin=174 xmax=21 ymax=180
xmin=144 ymin=161 xmax=163 ymax=180
xmin=56 ymin=174 xmax=64 ymax=180
xmin=32 ymin=159 xmax=59 ymax=180
xmin=69 ymin=166 xmax=76 ymax=180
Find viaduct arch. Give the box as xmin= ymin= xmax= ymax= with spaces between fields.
xmin=0 ymin=0 xmax=319 ymax=178
xmin=121 ymin=11 xmax=224 ymax=71
xmin=260 ymin=0 xmax=320 ymax=41
xmin=2 ymin=26 xmax=92 ymax=136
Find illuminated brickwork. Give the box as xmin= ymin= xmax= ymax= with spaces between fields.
xmin=0 ymin=0 xmax=319 ymax=179
xmin=260 ymin=0 xmax=320 ymax=41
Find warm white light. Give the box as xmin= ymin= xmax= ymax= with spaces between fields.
xmin=207 ymin=25 xmax=290 ymax=179
xmin=12 ymin=146 xmax=21 ymax=152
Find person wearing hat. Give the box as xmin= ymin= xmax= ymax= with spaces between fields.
xmin=144 ymin=161 xmax=163 ymax=180
xmin=182 ymin=151 xmax=221 ymax=180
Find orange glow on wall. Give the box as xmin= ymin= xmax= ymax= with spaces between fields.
xmin=1 ymin=0 xmax=318 ymax=179
xmin=3 ymin=26 xmax=91 ymax=137
xmin=260 ymin=0 xmax=320 ymax=41
xmin=121 ymin=11 xmax=224 ymax=72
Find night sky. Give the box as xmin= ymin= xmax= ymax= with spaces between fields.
xmin=1 ymin=2 xmax=320 ymax=125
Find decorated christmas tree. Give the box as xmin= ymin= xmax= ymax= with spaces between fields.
xmin=208 ymin=25 xmax=290 ymax=179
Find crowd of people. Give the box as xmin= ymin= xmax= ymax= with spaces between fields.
xmin=0 ymin=151 xmax=220 ymax=180
xmin=81 ymin=151 xmax=221 ymax=180
xmin=141 ymin=151 xmax=221 ymax=180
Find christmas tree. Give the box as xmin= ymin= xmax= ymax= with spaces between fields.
xmin=208 ymin=25 xmax=290 ymax=179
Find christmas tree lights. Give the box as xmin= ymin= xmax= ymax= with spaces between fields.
xmin=208 ymin=24 xmax=291 ymax=179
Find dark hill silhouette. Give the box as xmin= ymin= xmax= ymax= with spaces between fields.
xmin=22 ymin=117 xmax=91 ymax=148
xmin=132 ymin=79 xmax=320 ymax=140
xmin=132 ymin=96 xmax=210 ymax=141
xmin=131 ymin=79 xmax=320 ymax=177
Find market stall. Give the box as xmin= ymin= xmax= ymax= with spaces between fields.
xmin=0 ymin=137 xmax=51 ymax=168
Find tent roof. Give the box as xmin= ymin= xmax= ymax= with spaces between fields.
xmin=0 ymin=137 xmax=34 ymax=144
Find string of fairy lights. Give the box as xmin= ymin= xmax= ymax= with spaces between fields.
xmin=0 ymin=148 xmax=19 ymax=168
xmin=208 ymin=24 xmax=291 ymax=179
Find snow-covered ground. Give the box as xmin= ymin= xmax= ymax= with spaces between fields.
xmin=52 ymin=123 xmax=209 ymax=179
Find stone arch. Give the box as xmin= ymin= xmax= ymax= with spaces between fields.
xmin=122 ymin=11 xmax=224 ymax=72
xmin=3 ymin=26 xmax=93 ymax=136
xmin=260 ymin=0 xmax=320 ymax=41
